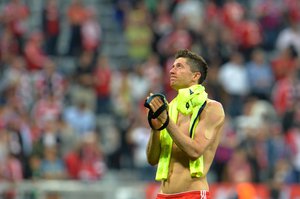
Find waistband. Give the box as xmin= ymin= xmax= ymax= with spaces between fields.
xmin=157 ymin=190 xmax=210 ymax=199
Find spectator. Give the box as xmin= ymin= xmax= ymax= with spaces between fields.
xmin=0 ymin=56 xmax=33 ymax=110
xmin=218 ymin=25 xmax=238 ymax=64
xmin=1 ymin=0 xmax=29 ymax=54
xmin=110 ymin=68 xmax=133 ymax=119
xmin=276 ymin=13 xmax=300 ymax=56
xmin=253 ymin=0 xmax=284 ymax=51
xmin=128 ymin=65 xmax=150 ymax=108
xmin=233 ymin=18 xmax=263 ymax=60
xmin=271 ymin=45 xmax=298 ymax=81
xmin=98 ymin=123 xmax=122 ymax=170
xmin=157 ymin=19 xmax=193 ymax=63
xmin=40 ymin=146 xmax=67 ymax=180
xmin=246 ymin=48 xmax=274 ymax=100
xmin=93 ymin=55 xmax=112 ymax=115
xmin=218 ymin=51 xmax=249 ymax=117
xmin=172 ymin=0 xmax=204 ymax=33
xmin=69 ymin=51 xmax=96 ymax=110
xmin=0 ymin=28 xmax=20 ymax=62
xmin=204 ymin=61 xmax=224 ymax=103
xmin=270 ymin=158 xmax=293 ymax=197
xmin=63 ymin=100 xmax=96 ymax=140
xmin=56 ymin=114 xmax=76 ymax=156
xmin=2 ymin=153 xmax=23 ymax=181
xmin=125 ymin=1 xmax=153 ymax=64
xmin=198 ymin=27 xmax=223 ymax=65
xmin=272 ymin=66 xmax=300 ymax=117
xmin=141 ymin=53 xmax=163 ymax=94
xmin=38 ymin=118 xmax=62 ymax=152
xmin=282 ymin=59 xmax=300 ymax=132
xmin=34 ymin=58 xmax=66 ymax=100
xmin=126 ymin=108 xmax=155 ymax=181
xmin=151 ymin=1 xmax=173 ymax=53
xmin=23 ymin=32 xmax=48 ymax=71
xmin=221 ymin=0 xmax=245 ymax=30
xmin=81 ymin=7 xmax=101 ymax=55
xmin=224 ymin=147 xmax=253 ymax=183
xmin=42 ymin=0 xmax=61 ymax=56
xmin=267 ymin=122 xmax=290 ymax=180
xmin=285 ymin=126 xmax=300 ymax=183
xmin=28 ymin=154 xmax=42 ymax=180
xmin=6 ymin=116 xmax=32 ymax=179
xmin=64 ymin=133 xmax=106 ymax=181
xmin=66 ymin=0 xmax=88 ymax=56
xmin=212 ymin=117 xmax=238 ymax=182
xmin=31 ymin=93 xmax=62 ymax=129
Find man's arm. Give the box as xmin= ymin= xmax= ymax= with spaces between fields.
xmin=145 ymin=94 xmax=168 ymax=166
xmin=146 ymin=129 xmax=161 ymax=166
xmin=163 ymin=101 xmax=225 ymax=160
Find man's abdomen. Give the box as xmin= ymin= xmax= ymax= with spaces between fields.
xmin=160 ymin=159 xmax=209 ymax=194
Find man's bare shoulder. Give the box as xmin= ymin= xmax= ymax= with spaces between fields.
xmin=205 ymin=99 xmax=225 ymax=123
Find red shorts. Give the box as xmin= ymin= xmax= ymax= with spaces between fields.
xmin=156 ymin=190 xmax=210 ymax=199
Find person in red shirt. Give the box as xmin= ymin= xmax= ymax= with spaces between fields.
xmin=221 ymin=0 xmax=244 ymax=30
xmin=233 ymin=19 xmax=262 ymax=59
xmin=2 ymin=0 xmax=29 ymax=54
xmin=271 ymin=46 xmax=297 ymax=81
xmin=64 ymin=133 xmax=106 ymax=180
xmin=24 ymin=32 xmax=47 ymax=71
xmin=93 ymin=55 xmax=112 ymax=114
xmin=272 ymin=67 xmax=300 ymax=117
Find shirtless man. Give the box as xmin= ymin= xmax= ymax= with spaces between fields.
xmin=146 ymin=49 xmax=225 ymax=199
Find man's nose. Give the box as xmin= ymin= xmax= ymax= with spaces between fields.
xmin=170 ymin=67 xmax=175 ymax=74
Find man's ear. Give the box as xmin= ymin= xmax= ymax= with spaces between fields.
xmin=193 ymin=72 xmax=201 ymax=82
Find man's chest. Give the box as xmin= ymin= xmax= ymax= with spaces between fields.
xmin=176 ymin=114 xmax=192 ymax=137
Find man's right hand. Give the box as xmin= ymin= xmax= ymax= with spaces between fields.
xmin=148 ymin=110 xmax=164 ymax=130
xmin=145 ymin=93 xmax=169 ymax=130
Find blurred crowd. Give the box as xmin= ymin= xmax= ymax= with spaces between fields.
xmin=0 ymin=0 xmax=300 ymax=196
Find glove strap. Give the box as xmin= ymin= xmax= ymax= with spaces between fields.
xmin=144 ymin=94 xmax=169 ymax=130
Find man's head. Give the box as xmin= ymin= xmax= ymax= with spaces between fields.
xmin=170 ymin=49 xmax=208 ymax=90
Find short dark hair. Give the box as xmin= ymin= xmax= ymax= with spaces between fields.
xmin=175 ymin=49 xmax=208 ymax=84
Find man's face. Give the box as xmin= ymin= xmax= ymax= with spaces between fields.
xmin=169 ymin=57 xmax=199 ymax=90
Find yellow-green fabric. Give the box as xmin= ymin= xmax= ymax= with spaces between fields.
xmin=155 ymin=85 xmax=208 ymax=181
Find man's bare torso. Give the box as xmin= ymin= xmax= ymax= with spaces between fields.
xmin=160 ymin=99 xmax=222 ymax=194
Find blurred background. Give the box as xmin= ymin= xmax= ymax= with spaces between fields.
xmin=0 ymin=0 xmax=299 ymax=198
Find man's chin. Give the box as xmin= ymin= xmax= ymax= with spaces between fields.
xmin=170 ymin=82 xmax=175 ymax=88
xmin=170 ymin=83 xmax=179 ymax=91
